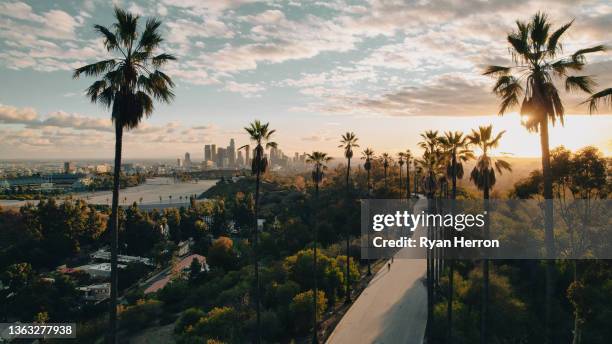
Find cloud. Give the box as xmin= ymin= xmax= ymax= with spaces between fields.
xmin=222 ymin=81 xmax=265 ymax=97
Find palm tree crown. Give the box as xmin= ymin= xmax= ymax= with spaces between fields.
xmin=243 ymin=120 xmax=277 ymax=175
xmin=439 ymin=131 xmax=474 ymax=182
xmin=484 ymin=12 xmax=604 ymax=131
xmin=361 ymin=148 xmax=375 ymax=171
xmin=73 ymin=7 xmax=176 ymax=129
xmin=306 ymin=152 xmax=332 ymax=184
xmin=339 ymin=132 xmax=359 ymax=160
xmin=468 ymin=126 xmax=511 ymax=193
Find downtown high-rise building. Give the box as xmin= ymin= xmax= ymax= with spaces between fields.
xmin=228 ymin=138 xmax=236 ymax=168
xmin=211 ymin=144 xmax=217 ymax=162
xmin=204 ymin=145 xmax=212 ymax=162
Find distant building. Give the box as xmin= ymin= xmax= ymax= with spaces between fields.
xmin=78 ymin=283 xmax=110 ymax=302
xmin=228 ymin=138 xmax=236 ymax=168
xmin=216 ymin=147 xmax=226 ymax=168
xmin=204 ymin=145 xmax=212 ymax=162
xmin=177 ymin=158 xmax=183 ymax=167
xmin=237 ymin=150 xmax=245 ymax=167
xmin=95 ymin=164 xmax=111 ymax=173
xmin=64 ymin=161 xmax=76 ymax=174
xmin=184 ymin=152 xmax=192 ymax=168
xmin=211 ymin=144 xmax=217 ymax=162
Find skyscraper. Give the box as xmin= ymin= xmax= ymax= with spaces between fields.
xmin=184 ymin=152 xmax=192 ymax=168
xmin=211 ymin=144 xmax=217 ymax=162
xmin=245 ymin=147 xmax=251 ymax=166
xmin=204 ymin=145 xmax=212 ymax=162
xmin=216 ymin=147 xmax=226 ymax=168
xmin=228 ymin=138 xmax=236 ymax=168
xmin=237 ymin=150 xmax=244 ymax=167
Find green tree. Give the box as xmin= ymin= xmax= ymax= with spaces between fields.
xmin=361 ymin=148 xmax=375 ymax=275
xmin=306 ymin=151 xmax=331 ymax=343
xmin=468 ymin=125 xmax=511 ymax=344
xmin=241 ymin=120 xmax=276 ymax=343
xmin=73 ymin=7 xmax=176 ymax=341
xmin=289 ymin=290 xmax=327 ymax=336
xmin=484 ymin=13 xmax=604 ymax=340
xmin=438 ymin=130 xmax=473 ymax=342
xmin=338 ymin=132 xmax=358 ymax=304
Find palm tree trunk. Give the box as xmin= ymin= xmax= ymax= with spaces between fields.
xmin=254 ymin=168 xmax=262 ymax=344
xmin=481 ymin=184 xmax=490 ymax=344
xmin=313 ymin=180 xmax=319 ymax=344
xmin=426 ymin=196 xmax=434 ymax=343
xmin=447 ymin=153 xmax=458 ymax=343
xmin=406 ymin=161 xmax=410 ymax=199
xmin=399 ymin=165 xmax=403 ymax=199
xmin=345 ymin=158 xmax=351 ymax=303
xmin=108 ymin=123 xmax=123 ymax=344
xmin=540 ymin=119 xmax=555 ymax=344
xmin=366 ymin=169 xmax=372 ymax=276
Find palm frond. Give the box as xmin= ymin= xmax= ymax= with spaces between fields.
xmin=546 ymin=20 xmax=573 ymax=56
xmin=73 ymin=59 xmax=117 ymax=78
xmin=582 ymin=88 xmax=612 ymax=113
xmin=565 ymin=75 xmax=596 ymax=93
xmin=483 ymin=65 xmax=511 ymax=76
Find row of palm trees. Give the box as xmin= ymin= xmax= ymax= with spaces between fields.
xmin=74 ymin=8 xmax=610 ymax=344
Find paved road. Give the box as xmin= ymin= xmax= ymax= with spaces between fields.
xmin=327 ymin=198 xmax=428 ymax=344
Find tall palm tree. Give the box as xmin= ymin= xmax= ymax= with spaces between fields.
xmin=361 ymin=148 xmax=375 ymax=276
xmin=438 ymin=131 xmax=473 ymax=342
xmin=73 ymin=8 xmax=175 ymax=342
xmin=484 ymin=14 xmax=604 ymax=339
xmin=468 ymin=125 xmax=511 ymax=344
xmin=380 ymin=153 xmax=392 ymax=189
xmin=242 ymin=120 xmax=277 ymax=344
xmin=339 ymin=132 xmax=359 ymax=303
xmin=418 ymin=131 xmax=441 ymax=199
xmin=306 ymin=151 xmax=332 ymax=344
xmin=397 ymin=153 xmax=405 ymax=199
xmin=404 ymin=150 xmax=412 ymax=199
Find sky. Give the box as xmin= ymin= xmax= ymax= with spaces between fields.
xmin=0 ymin=0 xmax=610 ymax=160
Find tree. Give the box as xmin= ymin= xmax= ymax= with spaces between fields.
xmin=189 ymin=257 xmax=203 ymax=283
xmin=397 ymin=153 xmax=405 ymax=199
xmin=208 ymin=237 xmax=237 ymax=271
xmin=361 ymin=148 xmax=375 ymax=275
xmin=289 ymin=290 xmax=327 ymax=336
xmin=338 ymin=132 xmax=358 ymax=304
xmin=73 ymin=7 xmax=176 ymax=342
xmin=468 ymin=125 xmax=511 ymax=344
xmin=380 ymin=153 xmax=392 ymax=189
xmin=241 ymin=120 xmax=276 ymax=343
xmin=306 ymin=151 xmax=331 ymax=343
xmin=438 ymin=130 xmax=473 ymax=342
xmin=484 ymin=13 xmax=604 ymax=340
xmin=404 ymin=150 xmax=412 ymax=199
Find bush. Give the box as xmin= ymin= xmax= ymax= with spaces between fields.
xmin=119 ymin=299 xmax=162 ymax=331
xmin=289 ymin=290 xmax=327 ymax=335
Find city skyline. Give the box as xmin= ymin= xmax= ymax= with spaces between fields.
xmin=0 ymin=0 xmax=611 ymax=159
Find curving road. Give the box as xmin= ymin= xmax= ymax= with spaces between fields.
xmin=327 ymin=198 xmax=428 ymax=344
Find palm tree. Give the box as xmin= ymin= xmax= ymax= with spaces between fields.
xmin=73 ymin=7 xmax=175 ymax=342
xmin=397 ymin=153 xmax=405 ymax=199
xmin=468 ymin=125 xmax=511 ymax=344
xmin=241 ymin=120 xmax=276 ymax=344
xmin=404 ymin=150 xmax=412 ymax=199
xmin=306 ymin=151 xmax=332 ymax=344
xmin=484 ymin=14 xmax=604 ymax=339
xmin=417 ymin=131 xmax=441 ymax=199
xmin=339 ymin=132 xmax=359 ymax=303
xmin=361 ymin=148 xmax=375 ymax=276
xmin=380 ymin=153 xmax=392 ymax=188
xmin=438 ymin=131 xmax=473 ymax=342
